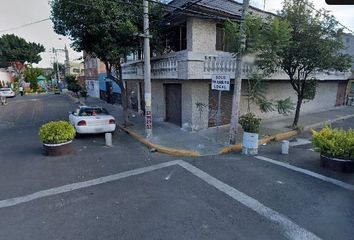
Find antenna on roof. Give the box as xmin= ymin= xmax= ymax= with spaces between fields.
xmin=263 ymin=0 xmax=266 ymax=10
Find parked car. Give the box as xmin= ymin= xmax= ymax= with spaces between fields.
xmin=69 ymin=106 xmax=116 ymax=134
xmin=0 ymin=88 xmax=16 ymax=97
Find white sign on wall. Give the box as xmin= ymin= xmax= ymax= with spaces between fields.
xmin=211 ymin=74 xmax=230 ymax=91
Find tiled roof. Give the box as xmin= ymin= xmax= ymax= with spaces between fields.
xmin=167 ymin=0 xmax=276 ymax=18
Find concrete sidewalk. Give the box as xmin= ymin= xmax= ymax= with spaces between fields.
xmin=80 ymin=95 xmax=354 ymax=156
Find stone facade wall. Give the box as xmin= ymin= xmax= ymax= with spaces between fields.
xmin=187 ymin=18 xmax=216 ymax=53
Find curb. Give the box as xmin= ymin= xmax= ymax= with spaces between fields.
xmin=118 ymin=124 xmax=201 ymax=157
xmin=303 ymin=114 xmax=354 ymax=130
xmin=219 ymin=113 xmax=354 ymax=155
xmin=219 ymin=130 xmax=300 ymax=155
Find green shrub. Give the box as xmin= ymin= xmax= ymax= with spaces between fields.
xmin=39 ymin=121 xmax=76 ymax=144
xmin=312 ymin=126 xmax=354 ymax=160
xmin=239 ymin=112 xmax=261 ymax=133
xmin=80 ymin=88 xmax=88 ymax=98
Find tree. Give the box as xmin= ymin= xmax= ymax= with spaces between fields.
xmin=23 ymin=66 xmax=44 ymax=92
xmin=225 ymin=15 xmax=295 ymax=116
xmin=256 ymin=0 xmax=352 ymax=127
xmin=50 ymin=0 xmax=163 ymax=126
xmin=65 ymin=75 xmax=81 ymax=97
xmin=0 ymin=34 xmax=45 ymax=77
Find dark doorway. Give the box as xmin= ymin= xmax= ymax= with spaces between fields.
xmin=336 ymin=81 xmax=348 ymax=106
xmin=165 ymin=84 xmax=182 ymax=126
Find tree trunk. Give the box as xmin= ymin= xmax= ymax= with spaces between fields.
xmin=118 ymin=65 xmax=130 ymax=127
xmin=104 ymin=61 xmax=130 ymax=127
xmin=292 ymin=96 xmax=303 ymax=128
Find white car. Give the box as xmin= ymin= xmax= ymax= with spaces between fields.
xmin=69 ymin=106 xmax=116 ymax=134
xmin=0 ymin=88 xmax=16 ymax=97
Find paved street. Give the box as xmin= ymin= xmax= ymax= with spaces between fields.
xmin=0 ymin=94 xmax=353 ymax=240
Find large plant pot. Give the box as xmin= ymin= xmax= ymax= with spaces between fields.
xmin=320 ymin=155 xmax=354 ymax=173
xmin=242 ymin=132 xmax=259 ymax=155
xmin=43 ymin=141 xmax=73 ymax=156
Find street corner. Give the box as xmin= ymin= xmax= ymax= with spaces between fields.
xmin=118 ymin=124 xmax=201 ymax=157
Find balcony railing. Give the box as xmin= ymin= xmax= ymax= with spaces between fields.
xmin=122 ymin=51 xmax=350 ymax=81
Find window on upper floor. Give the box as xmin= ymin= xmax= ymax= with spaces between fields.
xmin=164 ymin=23 xmax=187 ymax=52
xmin=216 ymin=24 xmax=234 ymax=52
xmin=216 ymin=24 xmax=225 ymax=51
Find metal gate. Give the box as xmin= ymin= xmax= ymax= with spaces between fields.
xmin=165 ymin=84 xmax=182 ymax=126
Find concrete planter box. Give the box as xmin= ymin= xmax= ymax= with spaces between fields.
xmin=320 ymin=154 xmax=354 ymax=173
xmin=43 ymin=141 xmax=73 ymax=156
xmin=242 ymin=132 xmax=259 ymax=155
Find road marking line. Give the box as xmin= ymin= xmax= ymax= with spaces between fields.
xmin=255 ymin=156 xmax=354 ymax=192
xmin=289 ymin=138 xmax=312 ymax=147
xmin=177 ymin=161 xmax=321 ymax=240
xmin=0 ymin=160 xmax=180 ymax=209
xmin=1 ymin=160 xmax=321 ymax=239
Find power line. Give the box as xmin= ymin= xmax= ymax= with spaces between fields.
xmin=147 ymin=0 xmax=232 ymax=20
xmin=0 ymin=18 xmax=50 ymax=33
xmin=299 ymin=0 xmax=354 ymax=35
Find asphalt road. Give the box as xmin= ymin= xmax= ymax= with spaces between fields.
xmin=0 ymin=94 xmax=353 ymax=240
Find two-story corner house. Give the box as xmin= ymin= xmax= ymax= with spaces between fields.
xmin=122 ymin=0 xmax=351 ymax=131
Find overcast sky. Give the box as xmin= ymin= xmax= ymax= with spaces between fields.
xmin=0 ymin=0 xmax=353 ymax=68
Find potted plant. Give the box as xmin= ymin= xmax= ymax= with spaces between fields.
xmin=239 ymin=112 xmax=261 ymax=155
xmin=39 ymin=121 xmax=76 ymax=156
xmin=312 ymin=126 xmax=354 ymax=173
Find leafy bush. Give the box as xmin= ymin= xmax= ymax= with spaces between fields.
xmin=39 ymin=121 xmax=76 ymax=144
xmin=312 ymin=126 xmax=354 ymax=160
xmin=239 ymin=112 xmax=261 ymax=134
xmin=80 ymin=88 xmax=88 ymax=98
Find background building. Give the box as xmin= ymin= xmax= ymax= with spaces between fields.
xmin=83 ymin=52 xmax=121 ymax=101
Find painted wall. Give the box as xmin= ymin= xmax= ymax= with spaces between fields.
xmin=86 ymin=80 xmax=100 ymax=98
xmin=151 ymin=81 xmax=165 ymax=122
xmin=127 ymin=79 xmax=340 ymax=131
xmin=185 ymin=81 xmax=209 ymax=131
xmin=0 ymin=69 xmax=12 ymax=86
xmin=239 ymin=81 xmax=339 ymax=120
xmin=98 ymin=73 xmax=121 ymax=94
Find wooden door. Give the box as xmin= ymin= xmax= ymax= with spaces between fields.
xmin=165 ymin=84 xmax=182 ymax=126
xmin=336 ymin=81 xmax=348 ymax=106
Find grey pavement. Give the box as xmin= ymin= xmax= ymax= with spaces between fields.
xmin=83 ymin=95 xmax=354 ymax=155
xmin=1 ymin=93 xmax=354 ymax=240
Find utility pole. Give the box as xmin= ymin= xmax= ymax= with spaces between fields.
xmin=229 ymin=0 xmax=250 ymax=145
xmin=143 ymin=0 xmax=153 ymax=138
xmin=53 ymin=48 xmax=60 ymax=86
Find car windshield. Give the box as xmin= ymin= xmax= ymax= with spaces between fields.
xmin=0 ymin=88 xmax=10 ymax=91
xmin=78 ymin=107 xmax=109 ymax=116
